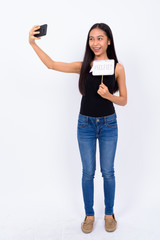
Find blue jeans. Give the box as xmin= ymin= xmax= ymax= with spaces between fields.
xmin=77 ymin=112 xmax=118 ymax=216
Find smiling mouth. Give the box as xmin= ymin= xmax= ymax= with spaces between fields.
xmin=93 ymin=47 xmax=101 ymax=51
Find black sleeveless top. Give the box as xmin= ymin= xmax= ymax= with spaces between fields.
xmin=79 ymin=60 xmax=117 ymax=117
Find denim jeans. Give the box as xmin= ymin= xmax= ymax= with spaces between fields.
xmin=77 ymin=112 xmax=118 ymax=216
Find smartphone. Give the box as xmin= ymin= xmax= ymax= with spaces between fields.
xmin=34 ymin=24 xmax=48 ymax=37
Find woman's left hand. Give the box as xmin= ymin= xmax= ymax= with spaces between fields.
xmin=97 ymin=83 xmax=110 ymax=99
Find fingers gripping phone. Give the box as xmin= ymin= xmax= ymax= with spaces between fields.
xmin=34 ymin=24 xmax=48 ymax=37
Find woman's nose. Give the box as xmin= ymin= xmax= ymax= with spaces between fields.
xmin=93 ymin=41 xmax=99 ymax=46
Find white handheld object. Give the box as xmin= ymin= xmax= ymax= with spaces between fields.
xmin=90 ymin=59 xmax=115 ymax=76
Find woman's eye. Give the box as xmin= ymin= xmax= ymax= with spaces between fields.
xmin=89 ymin=38 xmax=102 ymax=40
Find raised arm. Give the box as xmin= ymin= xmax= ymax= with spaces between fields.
xmin=29 ymin=25 xmax=82 ymax=74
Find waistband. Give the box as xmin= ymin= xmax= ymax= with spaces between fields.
xmin=78 ymin=112 xmax=117 ymax=121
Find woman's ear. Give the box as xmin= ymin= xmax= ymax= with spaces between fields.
xmin=108 ymin=38 xmax=111 ymax=45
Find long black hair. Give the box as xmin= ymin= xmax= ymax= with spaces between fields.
xmin=79 ymin=23 xmax=119 ymax=96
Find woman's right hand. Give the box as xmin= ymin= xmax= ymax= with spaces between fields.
xmin=29 ymin=25 xmax=41 ymax=45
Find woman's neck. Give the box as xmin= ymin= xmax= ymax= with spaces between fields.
xmin=94 ymin=54 xmax=109 ymax=61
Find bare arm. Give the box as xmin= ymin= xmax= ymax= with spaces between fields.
xmin=97 ymin=63 xmax=127 ymax=106
xmin=29 ymin=25 xmax=82 ymax=74
xmin=49 ymin=61 xmax=82 ymax=74
xmin=107 ymin=63 xmax=127 ymax=106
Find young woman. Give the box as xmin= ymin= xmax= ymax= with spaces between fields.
xmin=29 ymin=23 xmax=127 ymax=233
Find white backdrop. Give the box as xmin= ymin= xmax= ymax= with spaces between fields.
xmin=0 ymin=0 xmax=160 ymax=239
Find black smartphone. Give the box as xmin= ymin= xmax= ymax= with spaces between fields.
xmin=34 ymin=24 xmax=48 ymax=37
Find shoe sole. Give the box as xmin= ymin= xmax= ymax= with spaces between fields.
xmin=81 ymin=228 xmax=92 ymax=233
xmin=105 ymin=227 xmax=116 ymax=232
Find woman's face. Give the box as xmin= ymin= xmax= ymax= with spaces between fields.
xmin=89 ymin=28 xmax=110 ymax=58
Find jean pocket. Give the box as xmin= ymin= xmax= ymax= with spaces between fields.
xmin=105 ymin=117 xmax=117 ymax=128
xmin=78 ymin=114 xmax=88 ymax=128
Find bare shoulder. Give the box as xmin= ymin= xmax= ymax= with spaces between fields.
xmin=78 ymin=61 xmax=83 ymax=68
xmin=115 ymin=62 xmax=125 ymax=80
xmin=76 ymin=61 xmax=83 ymax=74
xmin=75 ymin=61 xmax=83 ymax=66
xmin=90 ymin=60 xmax=93 ymax=67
